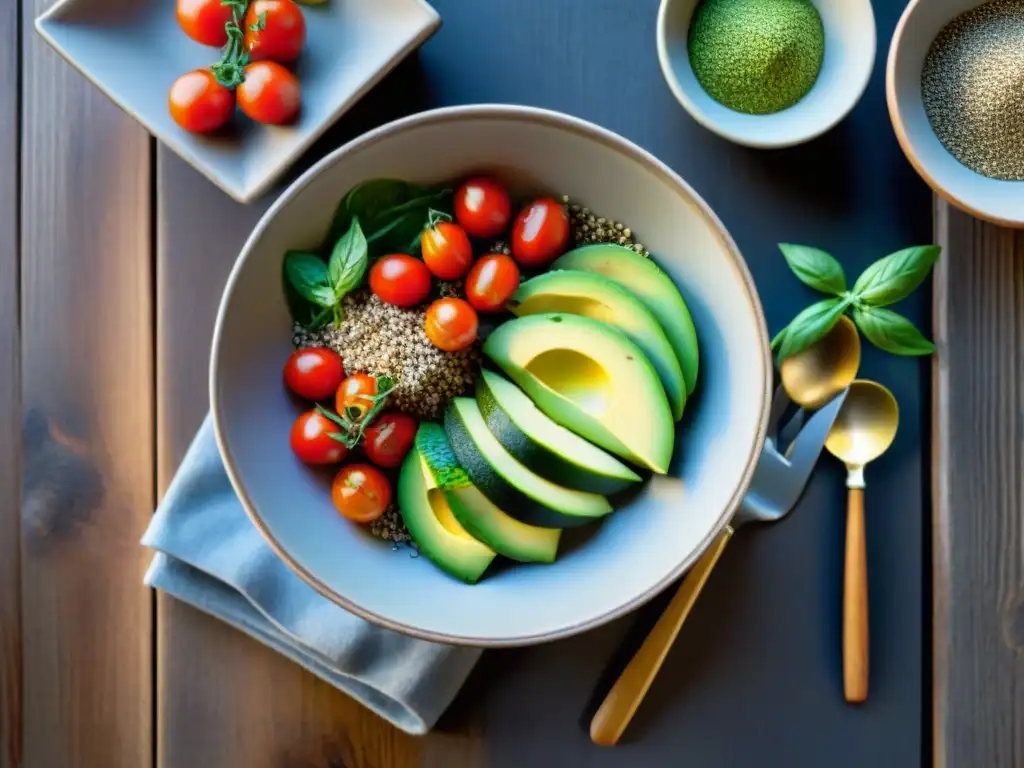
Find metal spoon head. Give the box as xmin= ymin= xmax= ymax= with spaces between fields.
xmin=824 ymin=379 xmax=899 ymax=468
xmin=780 ymin=315 xmax=861 ymax=410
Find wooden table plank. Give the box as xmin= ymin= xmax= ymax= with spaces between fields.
xmin=154 ymin=154 xmax=443 ymax=768
xmin=0 ymin=1 xmax=20 ymax=766
xmin=19 ymin=1 xmax=154 ymax=765
xmin=933 ymin=200 xmax=1024 ymax=768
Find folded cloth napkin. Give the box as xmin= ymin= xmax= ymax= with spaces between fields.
xmin=141 ymin=415 xmax=482 ymax=735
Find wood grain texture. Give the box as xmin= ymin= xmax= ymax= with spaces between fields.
xmin=20 ymin=0 xmax=154 ymax=765
xmin=0 ymin=1 xmax=20 ymax=766
xmin=155 ymin=153 xmax=477 ymax=768
xmin=933 ymin=199 xmax=1024 ymax=768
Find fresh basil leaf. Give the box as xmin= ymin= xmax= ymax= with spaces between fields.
xmin=328 ymin=179 xmax=441 ymax=246
xmin=778 ymin=243 xmax=847 ymax=295
xmin=852 ymin=245 xmax=941 ymax=306
xmin=777 ymin=298 xmax=849 ymax=361
xmin=329 ymin=218 xmax=368 ymax=297
xmin=853 ymin=306 xmax=935 ymax=356
xmin=284 ymin=251 xmax=334 ymax=306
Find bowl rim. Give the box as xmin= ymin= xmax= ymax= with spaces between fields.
xmin=655 ymin=0 xmax=877 ymax=149
xmin=885 ymin=0 xmax=1024 ymax=229
xmin=209 ymin=103 xmax=773 ymax=646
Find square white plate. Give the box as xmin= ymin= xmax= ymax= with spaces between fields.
xmin=36 ymin=0 xmax=441 ymax=202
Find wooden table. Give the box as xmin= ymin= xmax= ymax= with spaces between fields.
xmin=3 ymin=0 xmax=1022 ymax=766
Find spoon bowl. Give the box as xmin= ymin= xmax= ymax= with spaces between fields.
xmin=825 ymin=379 xmax=899 ymax=470
xmin=781 ymin=315 xmax=861 ymax=410
xmin=656 ymin=0 xmax=877 ymax=148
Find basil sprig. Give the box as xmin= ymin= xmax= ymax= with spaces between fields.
xmin=772 ymin=243 xmax=940 ymax=361
xmin=283 ymin=217 xmax=368 ymax=329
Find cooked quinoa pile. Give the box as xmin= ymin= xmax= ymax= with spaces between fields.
xmin=292 ymin=287 xmax=481 ymax=421
xmin=292 ymin=198 xmax=644 ymax=543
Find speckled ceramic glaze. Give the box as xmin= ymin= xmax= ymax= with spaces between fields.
xmin=657 ymin=0 xmax=876 ymax=148
xmin=35 ymin=0 xmax=440 ymax=203
xmin=210 ymin=105 xmax=772 ymax=646
xmin=888 ymin=0 xmax=1024 ymax=227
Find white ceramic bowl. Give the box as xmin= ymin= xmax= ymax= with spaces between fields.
xmin=888 ymin=0 xmax=1024 ymax=227
xmin=211 ymin=105 xmax=772 ymax=646
xmin=656 ymin=0 xmax=876 ymax=148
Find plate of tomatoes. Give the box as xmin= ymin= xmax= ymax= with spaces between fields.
xmin=35 ymin=0 xmax=441 ymax=202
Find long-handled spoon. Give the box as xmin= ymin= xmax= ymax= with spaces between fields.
xmin=823 ymin=379 xmax=899 ymax=703
xmin=589 ymin=318 xmax=860 ymax=747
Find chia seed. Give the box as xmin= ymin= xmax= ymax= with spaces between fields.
xmin=922 ymin=0 xmax=1024 ymax=180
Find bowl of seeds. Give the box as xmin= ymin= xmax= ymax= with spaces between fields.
xmin=888 ymin=0 xmax=1024 ymax=226
xmin=656 ymin=0 xmax=876 ymax=148
xmin=210 ymin=104 xmax=772 ymax=646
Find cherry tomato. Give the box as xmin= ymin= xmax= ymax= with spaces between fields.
xmin=283 ymin=347 xmax=344 ymax=401
xmin=335 ymin=373 xmax=379 ymax=420
xmin=176 ymin=0 xmax=233 ymax=46
xmin=454 ymin=178 xmax=511 ymax=238
xmin=237 ymin=61 xmax=301 ymax=125
xmin=369 ymin=254 xmax=432 ymax=307
xmin=421 ymin=221 xmax=473 ymax=280
xmin=425 ymin=298 xmax=478 ymax=352
xmin=465 ymin=253 xmax=521 ymax=313
xmin=244 ymin=0 xmax=306 ymax=63
xmin=168 ymin=70 xmax=234 ymax=133
xmin=362 ymin=412 xmax=418 ymax=469
xmin=290 ymin=410 xmax=348 ymax=465
xmin=511 ymin=198 xmax=570 ymax=268
xmin=331 ymin=463 xmax=391 ymax=523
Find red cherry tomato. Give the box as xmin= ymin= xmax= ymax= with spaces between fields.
xmin=283 ymin=347 xmax=344 ymax=401
xmin=331 ymin=463 xmax=391 ymax=523
xmin=168 ymin=70 xmax=234 ymax=133
xmin=424 ymin=298 xmax=478 ymax=352
xmin=362 ymin=412 xmax=418 ymax=469
xmin=244 ymin=0 xmax=306 ymax=63
xmin=237 ymin=61 xmax=301 ymax=125
xmin=369 ymin=254 xmax=432 ymax=307
xmin=465 ymin=253 xmax=521 ymax=312
xmin=335 ymin=373 xmax=379 ymax=420
xmin=290 ymin=410 xmax=348 ymax=465
xmin=176 ymin=0 xmax=233 ymax=46
xmin=421 ymin=221 xmax=473 ymax=280
xmin=511 ymin=198 xmax=570 ymax=268
xmin=454 ymin=178 xmax=512 ymax=238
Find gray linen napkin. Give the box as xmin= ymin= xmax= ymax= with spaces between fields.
xmin=141 ymin=415 xmax=482 ymax=735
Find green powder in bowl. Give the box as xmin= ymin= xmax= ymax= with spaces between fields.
xmin=688 ymin=0 xmax=826 ymax=115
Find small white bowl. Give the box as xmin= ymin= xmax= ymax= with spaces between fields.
xmin=656 ymin=0 xmax=876 ymax=148
xmin=888 ymin=0 xmax=1024 ymax=228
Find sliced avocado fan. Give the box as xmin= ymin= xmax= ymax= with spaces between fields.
xmin=416 ymin=423 xmax=560 ymax=564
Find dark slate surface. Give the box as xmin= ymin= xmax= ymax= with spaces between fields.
xmin=298 ymin=0 xmax=931 ymax=764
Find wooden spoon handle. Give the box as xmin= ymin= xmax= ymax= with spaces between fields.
xmin=843 ymin=487 xmax=868 ymax=703
xmin=589 ymin=527 xmax=733 ymax=746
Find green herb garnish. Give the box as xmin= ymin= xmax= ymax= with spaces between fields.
xmin=772 ymin=243 xmax=940 ymax=361
xmin=283 ymin=217 xmax=368 ymax=328
xmin=316 ymin=375 xmax=397 ymax=449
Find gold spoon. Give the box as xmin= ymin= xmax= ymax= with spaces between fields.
xmin=780 ymin=314 xmax=861 ymax=410
xmin=823 ymin=379 xmax=899 ymax=704
xmin=588 ymin=316 xmax=861 ymax=747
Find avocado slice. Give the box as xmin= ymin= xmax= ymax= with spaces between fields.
xmin=483 ymin=313 xmax=675 ymax=473
xmin=509 ymin=270 xmax=687 ymax=419
xmin=416 ymin=422 xmax=561 ymax=564
xmin=444 ymin=397 xmax=613 ymax=528
xmin=553 ymin=244 xmax=700 ymax=396
xmin=476 ymin=370 xmax=640 ymax=494
xmin=396 ymin=447 xmax=496 ymax=584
